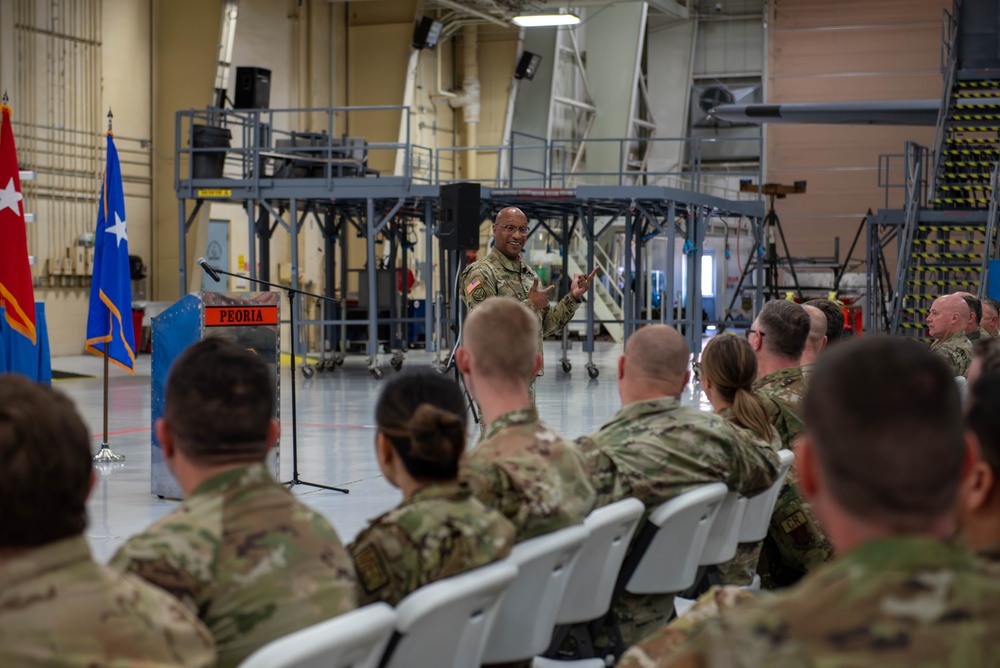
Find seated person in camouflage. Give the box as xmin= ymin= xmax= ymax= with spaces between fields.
xmin=960 ymin=370 xmax=1000 ymax=571
xmin=748 ymin=300 xmax=811 ymax=444
xmin=956 ymin=293 xmax=987 ymax=342
xmin=698 ymin=333 xmax=782 ymax=586
xmin=619 ymin=336 xmax=1000 ymax=668
xmin=803 ymin=298 xmax=844 ymax=348
xmin=798 ymin=304 xmax=829 ymax=368
xmin=111 ymin=339 xmax=357 ymax=668
xmin=968 ymin=336 xmax=1000 ymax=390
xmin=458 ymin=297 xmax=596 ymax=542
xmin=926 ymin=294 xmax=973 ymax=377
xmin=0 ymin=375 xmax=215 ymax=668
xmin=577 ymin=324 xmax=780 ymax=646
xmin=349 ymin=369 xmax=516 ymax=606
xmin=460 ymin=206 xmax=596 ymax=408
xmin=748 ymin=299 xmax=832 ymax=588
xmin=982 ymin=297 xmax=1000 ymax=338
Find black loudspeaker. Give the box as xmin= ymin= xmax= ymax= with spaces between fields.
xmin=412 ymin=16 xmax=443 ymax=50
xmin=439 ymin=182 xmax=481 ymax=251
xmin=514 ymin=51 xmax=542 ymax=80
xmin=234 ymin=67 xmax=271 ymax=109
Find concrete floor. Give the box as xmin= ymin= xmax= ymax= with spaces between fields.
xmin=51 ymin=340 xmax=711 ymax=562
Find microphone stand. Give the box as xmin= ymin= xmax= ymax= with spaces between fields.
xmin=436 ymin=250 xmax=479 ymax=427
xmin=198 ymin=262 xmax=349 ymax=495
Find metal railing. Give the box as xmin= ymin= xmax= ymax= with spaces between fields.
xmin=981 ymin=160 xmax=1000 ymax=297
xmin=176 ymin=105 xmax=763 ymax=201
xmin=929 ymin=1 xmax=961 ymax=200
xmin=547 ymin=136 xmax=763 ymax=194
xmin=569 ymin=223 xmax=624 ymax=310
xmin=889 ymin=141 xmax=930 ymax=334
xmin=175 ymin=105 xmax=421 ymax=195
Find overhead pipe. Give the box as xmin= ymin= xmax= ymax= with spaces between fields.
xmin=448 ymin=25 xmax=480 ymax=180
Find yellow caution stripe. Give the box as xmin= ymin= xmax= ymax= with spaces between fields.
xmin=904 ymin=294 xmax=951 ymax=300
xmin=943 ymin=161 xmax=996 ymax=167
xmin=956 ymin=92 xmax=1000 ymax=98
xmin=911 ymin=253 xmax=982 ymax=258
xmin=934 ymin=198 xmax=991 ymax=204
xmin=916 ymin=226 xmax=986 ymax=232
xmin=946 ymin=138 xmax=999 ymax=144
xmin=942 ymin=150 xmax=1000 ymax=156
xmin=899 ymin=323 xmax=930 ymax=329
xmin=938 ymin=185 xmax=994 ymax=192
xmin=906 ymin=280 xmax=980 ymax=286
xmin=951 ymin=126 xmax=1000 ymax=132
xmin=911 ymin=239 xmax=985 ymax=244
xmin=910 ymin=267 xmax=980 ymax=272
xmin=957 ymin=81 xmax=1000 ymax=88
xmin=941 ymin=173 xmax=992 ymax=179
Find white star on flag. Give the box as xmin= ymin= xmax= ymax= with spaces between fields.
xmin=0 ymin=177 xmax=23 ymax=216
xmin=106 ymin=211 xmax=128 ymax=248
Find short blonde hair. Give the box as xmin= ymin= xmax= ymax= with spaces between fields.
xmin=464 ymin=297 xmax=540 ymax=382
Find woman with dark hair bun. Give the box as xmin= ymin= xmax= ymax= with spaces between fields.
xmin=348 ymin=369 xmax=516 ymax=605
xmin=698 ymin=333 xmax=781 ymax=585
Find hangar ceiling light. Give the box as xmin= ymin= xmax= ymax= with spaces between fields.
xmin=512 ymin=13 xmax=581 ymax=27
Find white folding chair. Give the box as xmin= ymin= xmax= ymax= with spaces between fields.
xmin=237 ymin=603 xmax=396 ymax=668
xmin=739 ymin=449 xmax=795 ymax=544
xmin=626 ymin=482 xmax=729 ymax=595
xmin=482 ymin=525 xmax=589 ymax=664
xmin=379 ymin=560 xmax=518 ymax=668
xmin=533 ymin=498 xmax=645 ymax=668
xmin=700 ymin=492 xmax=748 ymax=566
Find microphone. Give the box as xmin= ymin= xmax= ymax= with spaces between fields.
xmin=197 ymin=257 xmax=221 ymax=283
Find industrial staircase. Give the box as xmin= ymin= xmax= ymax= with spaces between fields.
xmin=568 ymin=227 xmax=625 ymax=343
xmin=890 ymin=1 xmax=1000 ymax=339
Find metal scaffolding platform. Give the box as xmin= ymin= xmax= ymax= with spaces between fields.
xmin=176 ymin=106 xmax=764 ymax=376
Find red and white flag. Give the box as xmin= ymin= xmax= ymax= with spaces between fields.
xmin=0 ymin=103 xmax=35 ymax=344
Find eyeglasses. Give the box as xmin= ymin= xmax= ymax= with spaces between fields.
xmin=744 ymin=328 xmax=765 ymax=339
xmin=496 ymin=224 xmax=528 ymax=235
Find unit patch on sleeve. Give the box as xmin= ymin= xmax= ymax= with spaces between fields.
xmin=354 ymin=544 xmax=390 ymax=594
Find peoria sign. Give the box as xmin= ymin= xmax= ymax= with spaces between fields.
xmin=205 ymin=305 xmax=279 ymax=327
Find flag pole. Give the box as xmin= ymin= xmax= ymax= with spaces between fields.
xmin=93 ymin=108 xmax=124 ymax=463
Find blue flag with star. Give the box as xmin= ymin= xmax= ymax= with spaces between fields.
xmin=86 ymin=132 xmax=135 ymax=373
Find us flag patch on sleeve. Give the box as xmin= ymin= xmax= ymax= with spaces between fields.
xmin=466 ymin=277 xmax=481 ymax=294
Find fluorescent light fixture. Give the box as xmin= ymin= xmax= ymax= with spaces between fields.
xmin=512 ymin=13 xmax=581 ymax=27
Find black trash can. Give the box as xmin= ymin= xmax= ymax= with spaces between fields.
xmin=191 ymin=124 xmax=232 ymax=179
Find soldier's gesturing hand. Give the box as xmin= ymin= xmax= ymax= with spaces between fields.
xmin=571 ymin=267 xmax=599 ymax=299
xmin=527 ymin=277 xmax=555 ymax=310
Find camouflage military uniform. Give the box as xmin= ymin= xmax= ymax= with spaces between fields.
xmin=976 ymin=543 xmax=1000 ymax=576
xmin=930 ymin=330 xmax=973 ymax=377
xmin=714 ymin=408 xmax=782 ymax=586
xmin=348 ymin=482 xmax=517 ymax=606
xmin=618 ymin=537 xmax=1000 ymax=668
xmin=577 ymin=397 xmax=780 ymax=645
xmin=111 ymin=463 xmax=357 ymax=668
xmin=0 ymin=535 xmax=215 ymax=667
xmin=460 ymin=247 xmax=580 ymax=406
xmin=620 ymin=585 xmax=757 ymax=661
xmin=754 ymin=366 xmax=833 ymax=589
xmin=462 ymin=406 xmax=596 ymax=542
xmin=968 ymin=325 xmax=991 ymax=344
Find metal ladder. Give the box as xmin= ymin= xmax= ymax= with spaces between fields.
xmin=891 ymin=3 xmax=1000 ymax=338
